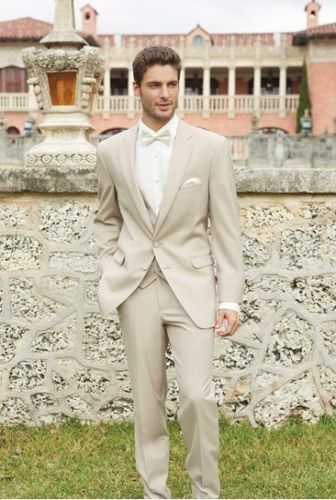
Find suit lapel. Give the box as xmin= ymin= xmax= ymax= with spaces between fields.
xmin=118 ymin=119 xmax=193 ymax=237
xmin=154 ymin=120 xmax=192 ymax=236
xmin=118 ymin=125 xmax=154 ymax=234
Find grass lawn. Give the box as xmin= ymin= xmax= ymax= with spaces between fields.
xmin=0 ymin=415 xmax=335 ymax=499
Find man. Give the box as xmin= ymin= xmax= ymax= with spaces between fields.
xmin=94 ymin=46 xmax=244 ymax=499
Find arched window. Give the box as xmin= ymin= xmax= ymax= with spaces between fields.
xmin=6 ymin=126 xmax=20 ymax=136
xmin=193 ymin=35 xmax=203 ymax=47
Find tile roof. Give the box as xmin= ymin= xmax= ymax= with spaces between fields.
xmin=121 ymin=34 xmax=181 ymax=47
xmin=0 ymin=16 xmax=100 ymax=46
xmin=2 ymin=15 xmax=335 ymax=49
xmin=293 ymin=22 xmax=336 ymax=44
xmin=0 ymin=17 xmax=52 ymax=41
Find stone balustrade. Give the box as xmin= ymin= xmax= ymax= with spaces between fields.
xmin=0 ymin=92 xmax=299 ymax=116
xmin=1 ymin=133 xmax=335 ymax=168
xmin=0 ymin=93 xmax=29 ymax=112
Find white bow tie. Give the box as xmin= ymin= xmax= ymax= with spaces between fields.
xmin=141 ymin=129 xmax=171 ymax=145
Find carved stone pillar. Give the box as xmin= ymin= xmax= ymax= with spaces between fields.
xmin=22 ymin=0 xmax=105 ymax=168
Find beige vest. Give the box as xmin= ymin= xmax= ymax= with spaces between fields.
xmin=138 ymin=196 xmax=168 ymax=289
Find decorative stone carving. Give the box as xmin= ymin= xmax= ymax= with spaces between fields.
xmin=22 ymin=46 xmax=104 ymax=113
xmin=22 ymin=0 xmax=105 ymax=169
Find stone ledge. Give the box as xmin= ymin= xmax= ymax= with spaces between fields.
xmin=0 ymin=166 xmax=97 ymax=193
xmin=0 ymin=165 xmax=335 ymax=193
xmin=236 ymin=167 xmax=336 ymax=194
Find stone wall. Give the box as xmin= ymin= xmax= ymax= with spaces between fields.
xmin=0 ymin=166 xmax=335 ymax=428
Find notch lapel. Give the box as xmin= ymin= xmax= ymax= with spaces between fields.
xmin=119 ymin=125 xmax=154 ymax=234
xmin=154 ymin=121 xmax=192 ymax=236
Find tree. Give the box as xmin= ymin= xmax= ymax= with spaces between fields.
xmin=296 ymin=60 xmax=312 ymax=133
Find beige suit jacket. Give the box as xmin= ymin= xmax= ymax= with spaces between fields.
xmin=94 ymin=119 xmax=244 ymax=328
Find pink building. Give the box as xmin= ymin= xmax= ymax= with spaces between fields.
xmin=0 ymin=0 xmax=335 ymax=137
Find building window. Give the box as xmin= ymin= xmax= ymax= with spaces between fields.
xmin=193 ymin=35 xmax=203 ymax=47
xmin=0 ymin=66 xmax=28 ymax=93
xmin=185 ymin=70 xmax=203 ymax=95
xmin=110 ymin=69 xmax=128 ymax=96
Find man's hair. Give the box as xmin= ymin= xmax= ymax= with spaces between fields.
xmin=132 ymin=46 xmax=181 ymax=85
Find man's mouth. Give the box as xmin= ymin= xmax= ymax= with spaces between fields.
xmin=157 ymin=102 xmax=171 ymax=109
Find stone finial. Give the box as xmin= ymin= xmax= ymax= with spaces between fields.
xmin=304 ymin=0 xmax=321 ymax=29
xmin=40 ymin=0 xmax=87 ymax=47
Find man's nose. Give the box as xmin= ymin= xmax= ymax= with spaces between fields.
xmin=160 ymin=85 xmax=169 ymax=98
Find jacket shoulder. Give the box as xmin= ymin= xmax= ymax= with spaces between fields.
xmin=183 ymin=121 xmax=228 ymax=147
xmin=97 ymin=126 xmax=135 ymax=155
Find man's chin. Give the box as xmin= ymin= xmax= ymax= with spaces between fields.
xmin=153 ymin=108 xmax=175 ymax=121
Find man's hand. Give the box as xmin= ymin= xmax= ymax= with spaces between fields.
xmin=215 ymin=309 xmax=239 ymax=337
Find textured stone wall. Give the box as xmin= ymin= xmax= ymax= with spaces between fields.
xmin=0 ymin=187 xmax=335 ymax=428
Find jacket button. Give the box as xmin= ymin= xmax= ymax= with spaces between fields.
xmin=141 ymin=265 xmax=148 ymax=271
xmin=153 ymin=241 xmax=161 ymax=248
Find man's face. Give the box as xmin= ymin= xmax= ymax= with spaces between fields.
xmin=133 ymin=64 xmax=179 ymax=127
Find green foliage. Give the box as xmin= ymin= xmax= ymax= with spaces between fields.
xmin=0 ymin=415 xmax=335 ymax=498
xmin=296 ymin=60 xmax=312 ymax=133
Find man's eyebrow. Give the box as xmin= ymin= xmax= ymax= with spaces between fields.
xmin=146 ymin=80 xmax=178 ymax=84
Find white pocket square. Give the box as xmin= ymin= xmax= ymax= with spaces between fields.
xmin=180 ymin=177 xmax=202 ymax=189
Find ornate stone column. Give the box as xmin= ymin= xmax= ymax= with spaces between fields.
xmin=202 ymin=65 xmax=210 ymax=119
xmin=103 ymin=68 xmax=111 ymax=116
xmin=253 ymin=65 xmax=261 ymax=117
xmin=22 ymin=0 xmax=105 ymax=168
xmin=228 ymin=65 xmax=236 ymax=118
xmin=279 ymin=65 xmax=287 ymax=118
xmin=127 ymin=67 xmax=135 ymax=119
xmin=178 ymin=67 xmax=185 ymax=117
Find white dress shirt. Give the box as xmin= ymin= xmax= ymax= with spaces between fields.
xmin=134 ymin=114 xmax=240 ymax=314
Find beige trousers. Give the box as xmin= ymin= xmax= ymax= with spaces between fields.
xmin=117 ymin=260 xmax=220 ymax=499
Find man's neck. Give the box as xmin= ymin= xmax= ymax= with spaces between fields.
xmin=141 ymin=113 xmax=176 ymax=132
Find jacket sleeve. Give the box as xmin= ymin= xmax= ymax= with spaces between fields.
xmin=208 ymin=137 xmax=244 ymax=303
xmin=94 ymin=147 xmax=123 ymax=274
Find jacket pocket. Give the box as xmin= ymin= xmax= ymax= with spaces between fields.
xmin=191 ymin=253 xmax=214 ymax=268
xmin=112 ymin=248 xmax=125 ymax=265
xmin=179 ymin=181 xmax=203 ymax=190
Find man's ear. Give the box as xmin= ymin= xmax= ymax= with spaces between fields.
xmin=133 ymin=81 xmax=140 ymax=97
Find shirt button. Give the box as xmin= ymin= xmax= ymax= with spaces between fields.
xmin=155 ymin=178 xmax=160 ymax=183
xmin=153 ymin=242 xmax=161 ymax=248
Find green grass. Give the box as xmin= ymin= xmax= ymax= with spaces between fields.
xmin=0 ymin=415 xmax=335 ymax=498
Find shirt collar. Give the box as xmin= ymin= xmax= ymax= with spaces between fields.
xmin=138 ymin=113 xmax=179 ymax=141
